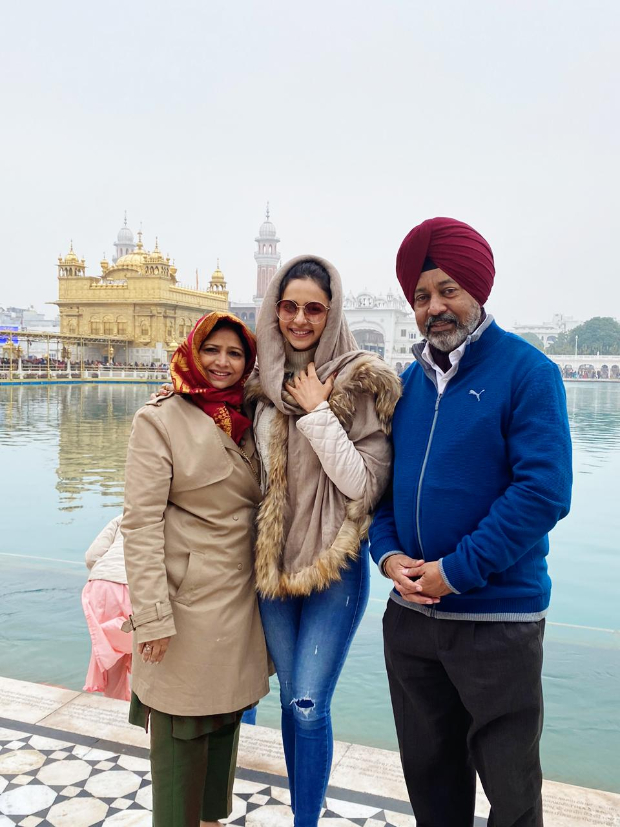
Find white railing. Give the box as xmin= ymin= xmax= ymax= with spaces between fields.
xmin=0 ymin=364 xmax=170 ymax=383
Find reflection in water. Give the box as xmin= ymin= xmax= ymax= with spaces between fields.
xmin=55 ymin=385 xmax=139 ymax=510
xmin=565 ymin=383 xmax=620 ymax=471
xmin=1 ymin=383 xmax=619 ymax=793
xmin=1 ymin=384 xmax=145 ymax=513
xmin=3 ymin=383 xmax=617 ymax=504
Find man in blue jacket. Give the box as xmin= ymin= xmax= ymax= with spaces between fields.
xmin=370 ymin=217 xmax=572 ymax=827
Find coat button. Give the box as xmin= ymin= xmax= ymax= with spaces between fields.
xmin=237 ymin=564 xmax=242 ymax=570
xmin=233 ymin=515 xmax=239 ymax=521
xmin=240 ymin=440 xmax=245 ymax=447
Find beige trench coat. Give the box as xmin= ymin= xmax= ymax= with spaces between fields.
xmin=121 ymin=392 xmax=270 ymax=717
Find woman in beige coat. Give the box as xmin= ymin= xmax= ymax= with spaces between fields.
xmin=122 ymin=312 xmax=270 ymax=827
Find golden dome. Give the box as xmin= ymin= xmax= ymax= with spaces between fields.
xmin=64 ymin=242 xmax=79 ymax=263
xmin=149 ymin=237 xmax=164 ymax=261
xmin=115 ymin=252 xmax=145 ymax=269
xmin=210 ymin=259 xmax=226 ymax=283
xmin=113 ymin=229 xmax=147 ymax=269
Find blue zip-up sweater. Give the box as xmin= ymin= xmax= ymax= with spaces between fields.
xmin=369 ymin=320 xmax=572 ymax=619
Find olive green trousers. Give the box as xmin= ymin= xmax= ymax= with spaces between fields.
xmin=149 ymin=707 xmax=241 ymax=826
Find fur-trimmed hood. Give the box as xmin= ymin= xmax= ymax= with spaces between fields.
xmin=247 ymin=350 xmax=401 ymax=598
xmin=245 ymin=350 xmax=400 ymax=436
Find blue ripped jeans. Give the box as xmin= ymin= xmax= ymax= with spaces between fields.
xmin=258 ymin=547 xmax=370 ymax=827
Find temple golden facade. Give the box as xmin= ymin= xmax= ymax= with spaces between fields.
xmin=54 ymin=222 xmax=229 ymax=364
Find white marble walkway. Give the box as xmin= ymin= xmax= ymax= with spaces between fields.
xmin=0 ymin=676 xmax=618 ymax=827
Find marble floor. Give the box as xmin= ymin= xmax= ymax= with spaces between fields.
xmin=1 ymin=677 xmax=619 ymax=827
xmin=0 ymin=724 xmax=151 ymax=827
xmin=0 ymin=720 xmax=423 ymax=827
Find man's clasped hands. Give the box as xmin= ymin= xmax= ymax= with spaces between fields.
xmin=383 ymin=555 xmax=452 ymax=603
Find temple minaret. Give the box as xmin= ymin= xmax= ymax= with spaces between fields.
xmin=113 ymin=212 xmax=136 ymax=263
xmin=254 ymin=203 xmax=281 ymax=304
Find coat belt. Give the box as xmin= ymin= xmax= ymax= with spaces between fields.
xmin=121 ymin=601 xmax=173 ymax=633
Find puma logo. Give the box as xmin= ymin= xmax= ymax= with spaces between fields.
xmin=469 ymin=389 xmax=485 ymax=402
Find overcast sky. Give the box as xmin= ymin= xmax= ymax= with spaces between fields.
xmin=1 ymin=0 xmax=618 ymax=326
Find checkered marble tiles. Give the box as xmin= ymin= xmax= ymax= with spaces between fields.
xmin=0 ymin=724 xmax=414 ymax=827
xmin=0 ymin=725 xmax=151 ymax=827
xmin=2 ymin=677 xmax=620 ymax=827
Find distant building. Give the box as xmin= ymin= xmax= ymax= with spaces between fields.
xmin=228 ymin=299 xmax=259 ymax=332
xmin=343 ymin=289 xmax=421 ymax=373
xmin=1 ymin=305 xmax=59 ymax=332
xmin=0 ymin=305 xmax=60 ymax=358
xmin=510 ymin=314 xmax=582 ymax=349
xmin=53 ymin=218 xmax=229 ymax=363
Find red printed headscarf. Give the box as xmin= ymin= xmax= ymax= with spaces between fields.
xmin=170 ymin=312 xmax=256 ymax=445
xmin=396 ymin=217 xmax=495 ymax=307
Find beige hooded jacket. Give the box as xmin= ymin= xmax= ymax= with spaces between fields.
xmin=245 ymin=254 xmax=401 ymax=598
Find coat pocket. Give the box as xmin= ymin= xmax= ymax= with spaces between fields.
xmin=171 ymin=551 xmax=207 ymax=606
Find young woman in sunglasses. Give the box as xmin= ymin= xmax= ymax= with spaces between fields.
xmin=246 ymin=256 xmax=401 ymax=827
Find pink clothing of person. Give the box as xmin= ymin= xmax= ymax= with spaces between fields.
xmin=82 ymin=516 xmax=133 ymax=701
xmin=82 ymin=580 xmax=133 ymax=700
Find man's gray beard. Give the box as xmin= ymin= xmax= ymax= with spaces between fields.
xmin=422 ymin=303 xmax=482 ymax=352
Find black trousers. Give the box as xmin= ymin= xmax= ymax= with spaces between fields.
xmin=383 ymin=600 xmax=545 ymax=827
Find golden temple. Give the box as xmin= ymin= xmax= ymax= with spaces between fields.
xmin=54 ymin=219 xmax=229 ymax=364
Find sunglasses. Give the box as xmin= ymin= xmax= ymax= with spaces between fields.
xmin=275 ymin=299 xmax=331 ymax=324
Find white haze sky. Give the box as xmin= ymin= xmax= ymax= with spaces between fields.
xmin=1 ymin=0 xmax=618 ymax=326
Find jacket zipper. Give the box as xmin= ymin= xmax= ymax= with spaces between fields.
xmin=415 ymin=392 xmax=443 ymax=561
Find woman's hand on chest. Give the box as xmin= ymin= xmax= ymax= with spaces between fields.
xmin=285 ymin=362 xmax=335 ymax=414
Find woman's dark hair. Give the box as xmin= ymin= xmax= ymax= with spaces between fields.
xmin=278 ymin=260 xmax=332 ymax=301
xmin=207 ymin=319 xmax=252 ymax=363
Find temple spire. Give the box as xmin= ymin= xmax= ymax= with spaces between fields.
xmin=254 ymin=203 xmax=281 ymax=302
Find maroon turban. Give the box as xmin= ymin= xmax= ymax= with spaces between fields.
xmin=396 ymin=217 xmax=495 ymax=307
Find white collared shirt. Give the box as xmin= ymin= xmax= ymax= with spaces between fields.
xmin=419 ymin=313 xmax=494 ymax=395
xmin=420 ymin=339 xmax=468 ymax=395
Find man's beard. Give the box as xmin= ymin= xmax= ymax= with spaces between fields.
xmin=422 ymin=303 xmax=482 ymax=352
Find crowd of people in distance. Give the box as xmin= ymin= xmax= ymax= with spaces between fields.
xmin=561 ymin=366 xmax=617 ymax=379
